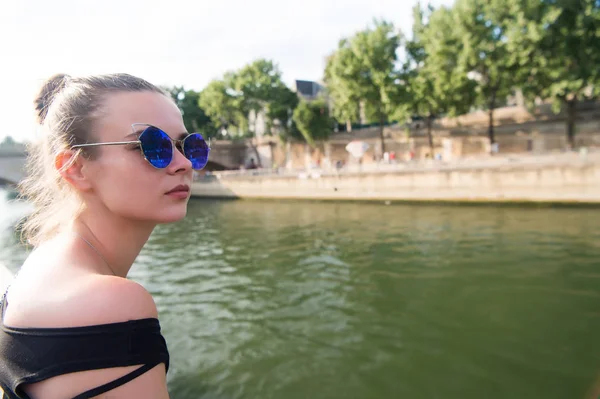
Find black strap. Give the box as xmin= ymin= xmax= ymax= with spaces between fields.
xmin=71 ymin=362 xmax=157 ymax=399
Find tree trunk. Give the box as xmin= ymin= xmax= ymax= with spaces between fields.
xmin=249 ymin=111 xmax=263 ymax=167
xmin=253 ymin=143 xmax=262 ymax=167
xmin=566 ymin=99 xmax=577 ymax=150
xmin=427 ymin=115 xmax=434 ymax=156
xmin=346 ymin=120 xmax=352 ymax=132
xmin=248 ymin=137 xmax=262 ymax=168
xmin=488 ymin=92 xmax=497 ymax=154
xmin=379 ymin=115 xmax=386 ymax=159
xmin=285 ymin=138 xmax=291 ymax=169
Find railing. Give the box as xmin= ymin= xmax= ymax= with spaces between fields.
xmin=193 ymin=149 xmax=600 ymax=182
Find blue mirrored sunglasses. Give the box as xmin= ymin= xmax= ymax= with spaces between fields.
xmin=71 ymin=124 xmax=211 ymax=170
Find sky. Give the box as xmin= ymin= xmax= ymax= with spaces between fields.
xmin=0 ymin=0 xmax=454 ymax=143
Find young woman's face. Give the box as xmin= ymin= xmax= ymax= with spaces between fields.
xmin=83 ymin=91 xmax=193 ymax=224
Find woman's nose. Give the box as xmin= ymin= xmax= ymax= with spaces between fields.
xmin=168 ymin=142 xmax=192 ymax=173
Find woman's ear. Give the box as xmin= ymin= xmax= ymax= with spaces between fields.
xmin=55 ymin=150 xmax=93 ymax=192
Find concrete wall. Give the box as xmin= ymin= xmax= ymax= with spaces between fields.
xmin=270 ymin=101 xmax=600 ymax=168
xmin=260 ymin=106 xmax=600 ymax=170
xmin=437 ymin=100 xmax=600 ymax=129
xmin=264 ymin=129 xmax=600 ymax=171
xmin=192 ymin=155 xmax=600 ymax=203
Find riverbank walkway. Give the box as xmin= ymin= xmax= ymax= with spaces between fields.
xmin=203 ymin=149 xmax=600 ymax=181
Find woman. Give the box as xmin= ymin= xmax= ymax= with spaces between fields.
xmin=0 ymin=73 xmax=210 ymax=398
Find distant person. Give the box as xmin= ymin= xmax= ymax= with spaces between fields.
xmin=247 ymin=157 xmax=258 ymax=169
xmin=0 ymin=73 xmax=211 ymax=398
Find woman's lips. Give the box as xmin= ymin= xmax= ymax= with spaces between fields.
xmin=165 ymin=184 xmax=190 ymax=198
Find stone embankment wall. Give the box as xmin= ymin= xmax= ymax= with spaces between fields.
xmin=192 ymin=153 xmax=600 ymax=203
xmin=247 ymin=102 xmax=600 ymax=171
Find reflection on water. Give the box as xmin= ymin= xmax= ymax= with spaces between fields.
xmin=1 ymin=189 xmax=599 ymax=399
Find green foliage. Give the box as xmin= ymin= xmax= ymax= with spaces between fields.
xmin=292 ymin=99 xmax=333 ymax=147
xmin=198 ymin=76 xmax=247 ymax=137
xmin=406 ymin=4 xmax=477 ymax=122
xmin=454 ymin=0 xmax=517 ymax=98
xmin=353 ymin=20 xmax=403 ymax=115
xmin=236 ymin=60 xmax=283 ymax=113
xmin=266 ymin=84 xmax=300 ymax=141
xmin=199 ymin=59 xmax=306 ymax=142
xmin=452 ymin=0 xmax=522 ymax=144
xmin=402 ymin=3 xmax=478 ymax=151
xmin=324 ymin=52 xmax=361 ymax=126
xmin=517 ymin=0 xmax=600 ymax=147
xmin=524 ymin=0 xmax=600 ymax=103
xmin=163 ymin=86 xmax=217 ymax=138
xmin=324 ymin=20 xmax=405 ymax=154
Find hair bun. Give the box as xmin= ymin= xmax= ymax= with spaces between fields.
xmin=34 ymin=74 xmax=71 ymax=125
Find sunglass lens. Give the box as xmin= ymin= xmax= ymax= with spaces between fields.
xmin=139 ymin=127 xmax=172 ymax=168
xmin=183 ymin=133 xmax=210 ymax=170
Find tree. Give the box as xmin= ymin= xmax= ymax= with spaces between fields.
xmin=407 ymin=3 xmax=477 ymax=154
xmin=164 ymin=86 xmax=217 ymax=138
xmin=234 ymin=59 xmax=294 ymax=137
xmin=325 ymin=20 xmax=403 ymax=158
xmin=519 ymin=0 xmax=600 ymax=149
xmin=324 ymin=54 xmax=361 ymax=131
xmin=199 ymin=76 xmax=247 ymax=137
xmin=236 ymin=59 xmax=301 ymax=165
xmin=292 ymin=98 xmax=333 ymax=147
xmin=266 ymin=84 xmax=300 ymax=142
xmin=453 ymin=0 xmax=519 ymax=151
xmin=199 ymin=60 xmax=299 ymax=166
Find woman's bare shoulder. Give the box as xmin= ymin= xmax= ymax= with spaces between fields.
xmin=3 ymin=273 xmax=169 ymax=399
xmin=6 ymin=276 xmax=169 ymax=399
xmin=4 ymin=273 xmax=158 ymax=329
xmin=70 ymin=275 xmax=159 ymax=324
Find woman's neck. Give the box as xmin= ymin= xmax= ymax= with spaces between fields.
xmin=71 ymin=209 xmax=156 ymax=278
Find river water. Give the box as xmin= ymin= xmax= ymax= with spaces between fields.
xmin=1 ymin=189 xmax=599 ymax=399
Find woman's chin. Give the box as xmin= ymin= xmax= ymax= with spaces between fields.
xmin=155 ymin=208 xmax=188 ymax=224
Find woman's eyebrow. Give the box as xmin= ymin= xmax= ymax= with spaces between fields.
xmin=125 ymin=129 xmax=145 ymax=139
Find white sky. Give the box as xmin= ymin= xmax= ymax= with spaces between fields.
xmin=0 ymin=0 xmax=453 ymax=142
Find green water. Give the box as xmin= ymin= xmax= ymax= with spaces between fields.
xmin=1 ymin=189 xmax=599 ymax=399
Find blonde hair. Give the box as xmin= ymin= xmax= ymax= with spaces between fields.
xmin=18 ymin=73 xmax=166 ymax=246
